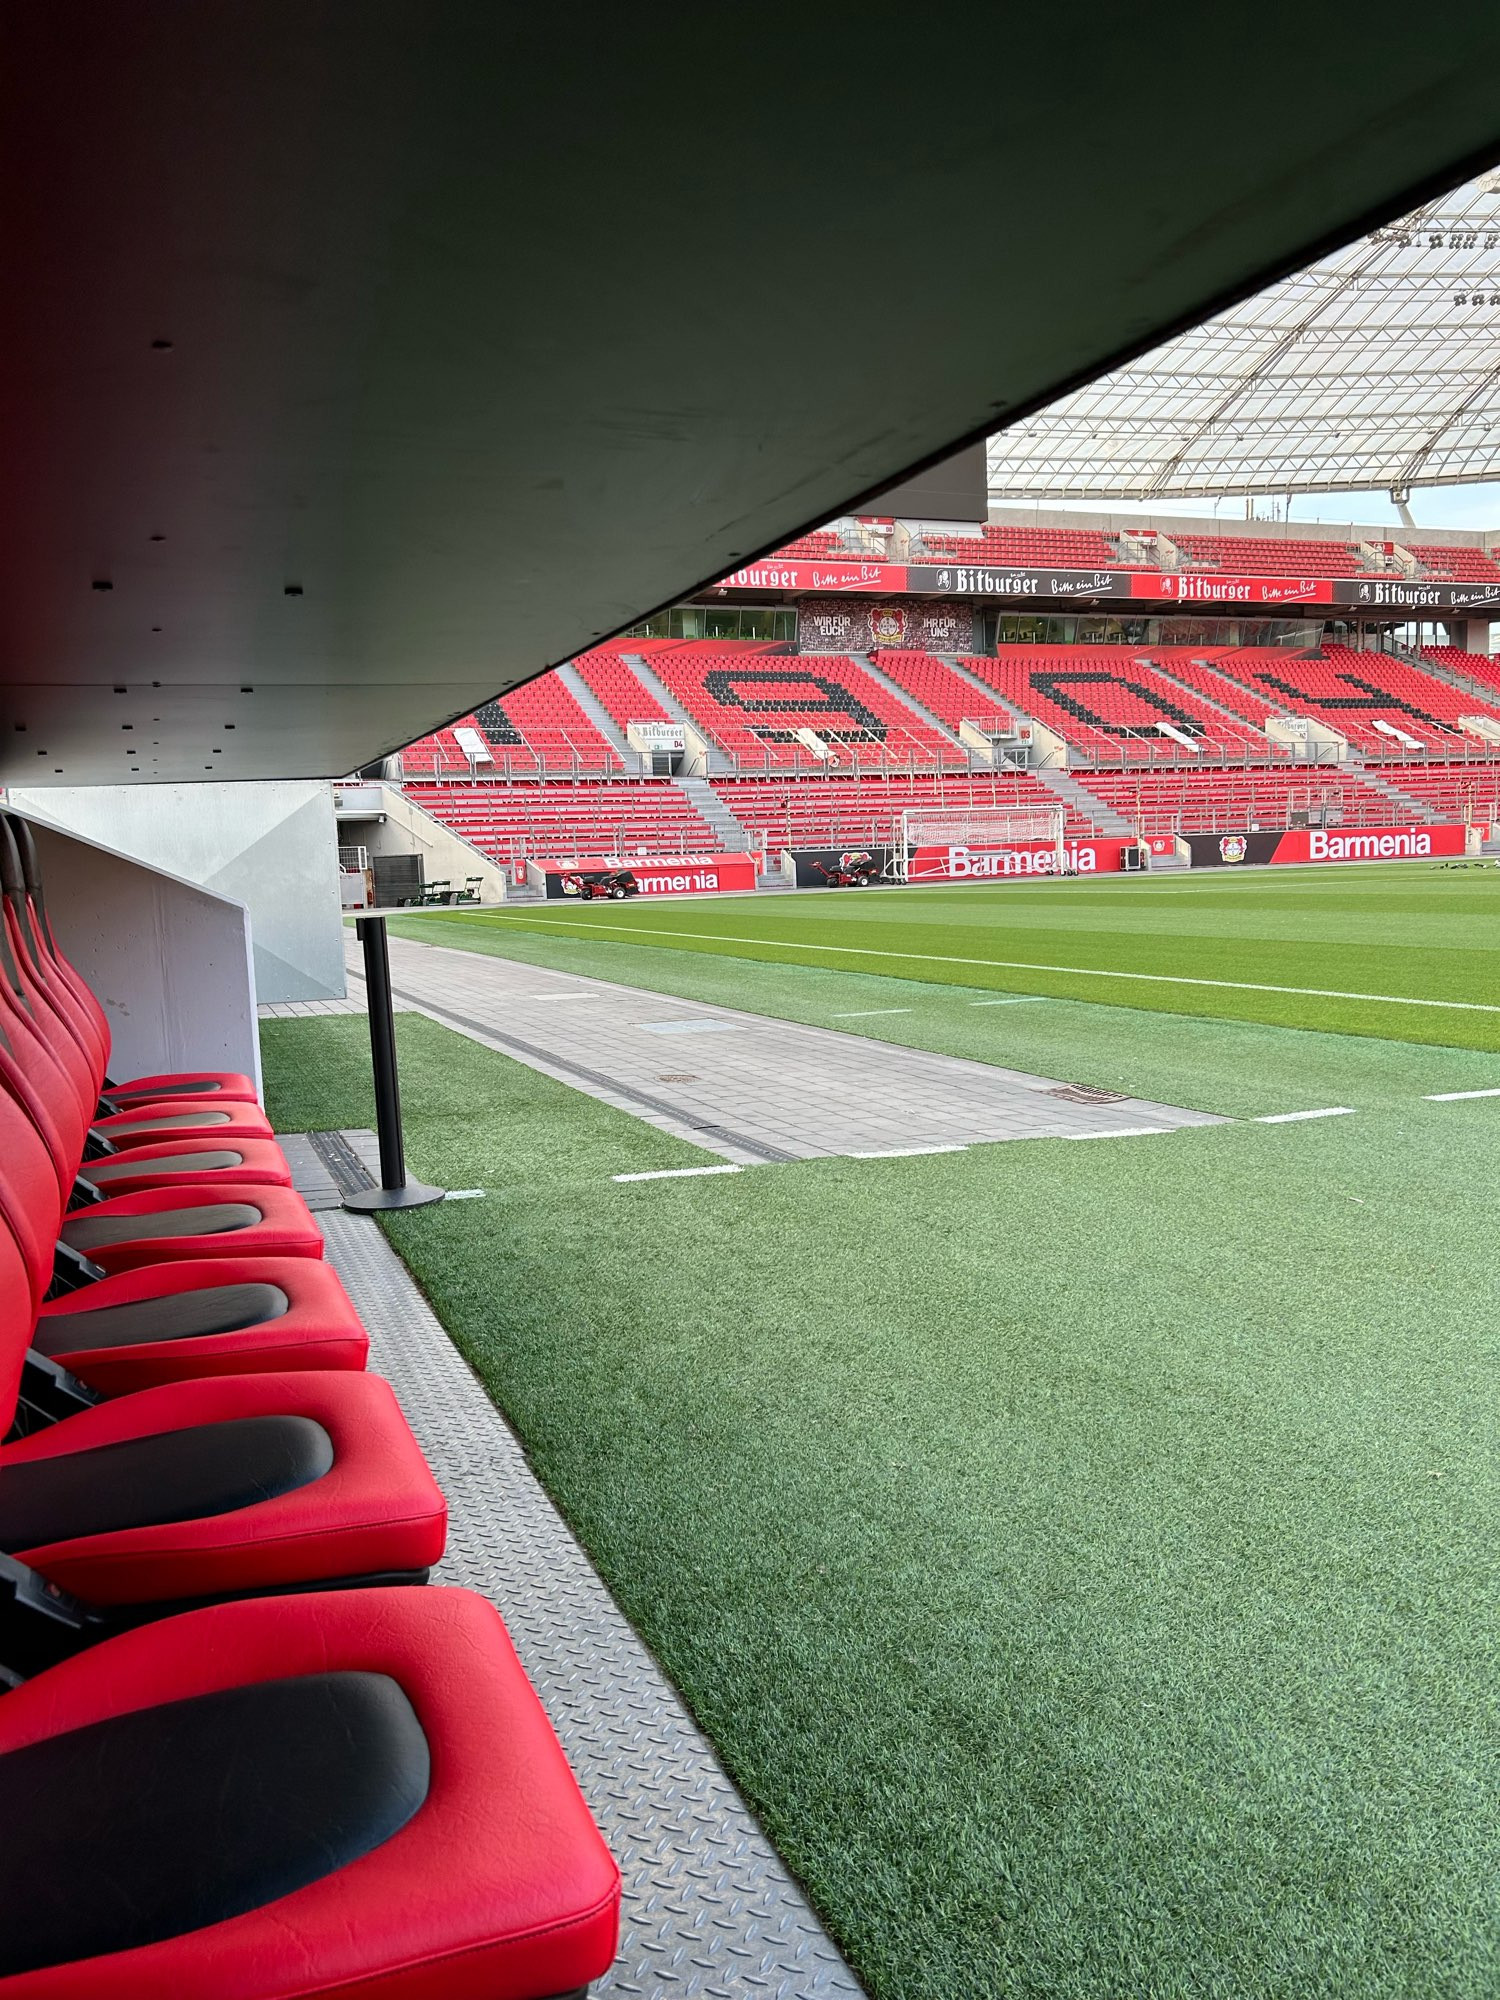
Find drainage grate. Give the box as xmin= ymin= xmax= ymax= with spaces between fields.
xmin=657 ymin=1074 xmax=700 ymax=1083
xmin=307 ymin=1129 xmax=378 ymax=1195
xmin=1046 ymin=1083 xmax=1132 ymax=1106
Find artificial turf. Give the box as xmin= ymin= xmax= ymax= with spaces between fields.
xmin=261 ymin=996 xmax=1500 ymax=2000
xmin=382 ymin=905 xmax=1500 ymax=1121
xmin=387 ymin=861 xmax=1500 ymax=1050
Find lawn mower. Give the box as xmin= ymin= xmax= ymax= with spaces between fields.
xmin=560 ymin=868 xmax=639 ymax=899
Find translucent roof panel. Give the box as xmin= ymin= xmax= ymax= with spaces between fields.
xmin=986 ymin=171 xmax=1500 ymax=501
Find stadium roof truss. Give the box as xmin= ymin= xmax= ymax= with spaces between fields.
xmin=986 ymin=174 xmax=1500 ymax=503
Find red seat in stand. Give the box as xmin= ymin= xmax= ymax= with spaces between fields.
xmin=0 ymin=1212 xmax=445 ymax=1611
xmin=0 ymin=1005 xmax=366 ymax=1394
xmin=0 ymin=1586 xmax=620 ymax=1998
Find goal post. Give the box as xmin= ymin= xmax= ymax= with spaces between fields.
xmin=894 ymin=804 xmax=1067 ymax=883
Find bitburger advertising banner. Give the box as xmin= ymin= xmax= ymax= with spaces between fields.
xmin=1333 ymin=576 xmax=1500 ymax=612
xmin=1185 ymin=824 xmax=1464 ymax=869
xmin=713 ymin=558 xmax=1500 ymax=612
xmin=543 ymin=854 xmax=758 ymax=899
xmin=712 ymin=558 xmax=908 ymax=594
xmin=904 ymin=563 xmax=1132 ymax=600
xmin=910 ymin=838 xmax=1132 ymax=880
xmin=1131 ymin=572 xmax=1335 ymax=606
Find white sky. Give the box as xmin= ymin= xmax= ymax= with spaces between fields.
xmin=1035 ymin=482 xmax=1500 ymax=532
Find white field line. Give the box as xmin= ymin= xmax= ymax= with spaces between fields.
xmin=445 ymin=1188 xmax=487 ymax=1199
xmin=1424 ymin=1087 xmax=1500 ymax=1101
xmin=1254 ymin=1107 xmax=1357 ymax=1123
xmin=970 ymin=996 xmax=1049 ymax=1006
xmin=832 ymin=1009 xmax=912 ymax=1018
xmin=846 ymin=1144 xmax=968 ymax=1159
xmin=612 ymin=1164 xmax=744 ymax=1183
xmin=491 ymin=917 xmax=1500 ymax=1014
xmin=1065 ymin=1126 xmax=1171 ymax=1140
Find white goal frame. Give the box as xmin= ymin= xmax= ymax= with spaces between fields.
xmin=894 ymin=804 xmax=1066 ymax=883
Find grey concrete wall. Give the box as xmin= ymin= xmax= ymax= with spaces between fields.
xmin=336 ymin=783 xmax=509 ymax=902
xmin=6 ymin=780 xmax=343 ymax=1003
xmin=16 ymin=812 xmax=261 ymax=1097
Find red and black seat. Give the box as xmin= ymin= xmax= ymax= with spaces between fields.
xmin=0 ymin=836 xmax=370 ymax=1388
xmin=0 ymin=1586 xmax=620 ymax=1997
xmin=31 ymin=1256 xmax=369 ymax=1394
xmin=0 ymin=1212 xmax=445 ymax=1616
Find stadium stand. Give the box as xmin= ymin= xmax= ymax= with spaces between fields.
xmin=647 ymin=645 xmax=965 ymax=769
xmin=1421 ymin=644 xmax=1500 ymax=701
xmin=1406 ymin=544 xmax=1500 ymax=580
xmin=1067 ymin=766 xmax=1398 ymax=835
xmin=918 ymin=524 xmax=1133 ymax=569
xmin=1357 ymin=759 xmax=1500 ymax=822
xmin=712 ymin=771 xmax=1101 ymax=847
xmin=402 ymin=778 xmax=719 ymax=864
xmin=571 ymin=640 xmax=678 ymax=731
xmin=872 ymin=650 xmax=1018 ymax=733
xmin=0 ymin=810 xmax=621 ymax=1995
xmin=402 ymin=678 xmax=621 ymax=778
xmin=1158 ymin=650 xmax=1296 ymax=732
xmin=494 ymin=674 xmax=622 ymax=771
xmin=769 ymin=530 xmax=853 ymax=561
xmin=400 ymin=629 xmax=1500 ymax=867
xmin=1209 ymin=645 xmax=1500 ymax=753
xmin=1171 ymin=533 xmax=1365 ymax=576
xmin=957 ymin=648 xmax=1273 ymax=760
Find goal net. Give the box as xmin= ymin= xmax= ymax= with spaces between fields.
xmin=894 ymin=804 xmax=1067 ymax=883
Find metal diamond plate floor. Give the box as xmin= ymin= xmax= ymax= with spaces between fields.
xmin=318 ymin=1201 xmax=865 ymax=2000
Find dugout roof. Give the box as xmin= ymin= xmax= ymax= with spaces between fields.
xmin=3 ymin=3 xmax=1500 ymax=783
xmin=985 ymin=173 xmax=1500 ymax=505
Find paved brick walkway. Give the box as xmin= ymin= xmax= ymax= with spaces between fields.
xmin=360 ymin=933 xmax=1222 ymax=1161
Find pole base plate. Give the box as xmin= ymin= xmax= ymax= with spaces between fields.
xmin=342 ymin=1181 xmax=446 ymax=1212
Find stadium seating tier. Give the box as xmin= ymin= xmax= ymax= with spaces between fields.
xmin=1209 ymin=646 xmax=1500 ymax=754
xmin=646 ymin=645 xmax=964 ymax=770
xmin=402 ymin=779 xmax=720 ymax=864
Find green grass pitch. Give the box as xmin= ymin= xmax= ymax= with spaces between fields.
xmin=390 ymin=860 xmax=1500 ymax=1050
xmin=279 ymin=861 xmax=1500 ymax=1998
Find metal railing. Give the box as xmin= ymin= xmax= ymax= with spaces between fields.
xmin=400 ymin=739 xmax=655 ymax=783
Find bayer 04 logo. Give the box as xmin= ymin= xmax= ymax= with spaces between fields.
xmin=1219 ymin=835 xmax=1248 ymax=864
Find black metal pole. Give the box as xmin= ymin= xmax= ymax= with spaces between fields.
xmin=343 ymin=916 xmax=444 ymax=1212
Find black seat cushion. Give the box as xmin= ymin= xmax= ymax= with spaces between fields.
xmin=0 ymin=1416 xmax=334 ymax=1551
xmin=0 ymin=1671 xmax=430 ymax=1975
xmin=32 ymin=1283 xmax=291 ymax=1357
xmin=85 ymin=1149 xmax=245 ymax=1184
xmin=61 ymin=1203 xmax=263 ymax=1251
xmin=107 ymin=1077 xmax=226 ymax=1098
xmin=97 ymin=1109 xmax=234 ymax=1135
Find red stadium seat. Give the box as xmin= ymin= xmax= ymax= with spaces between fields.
xmin=0 ymin=1585 xmax=620 ymax=1997
xmin=0 ymin=1213 xmax=444 ymax=1610
xmin=32 ymin=1256 xmax=369 ymax=1394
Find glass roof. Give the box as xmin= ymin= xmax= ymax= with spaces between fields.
xmin=986 ymin=171 xmax=1500 ymax=501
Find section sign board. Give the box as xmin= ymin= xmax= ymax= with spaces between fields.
xmin=1184 ymin=824 xmax=1464 ymax=868
xmin=910 ymin=838 xmax=1133 ymax=879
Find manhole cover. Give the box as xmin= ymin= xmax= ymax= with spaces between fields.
xmin=1046 ymin=1083 xmax=1131 ymax=1105
xmin=657 ymin=1074 xmax=700 ymax=1083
